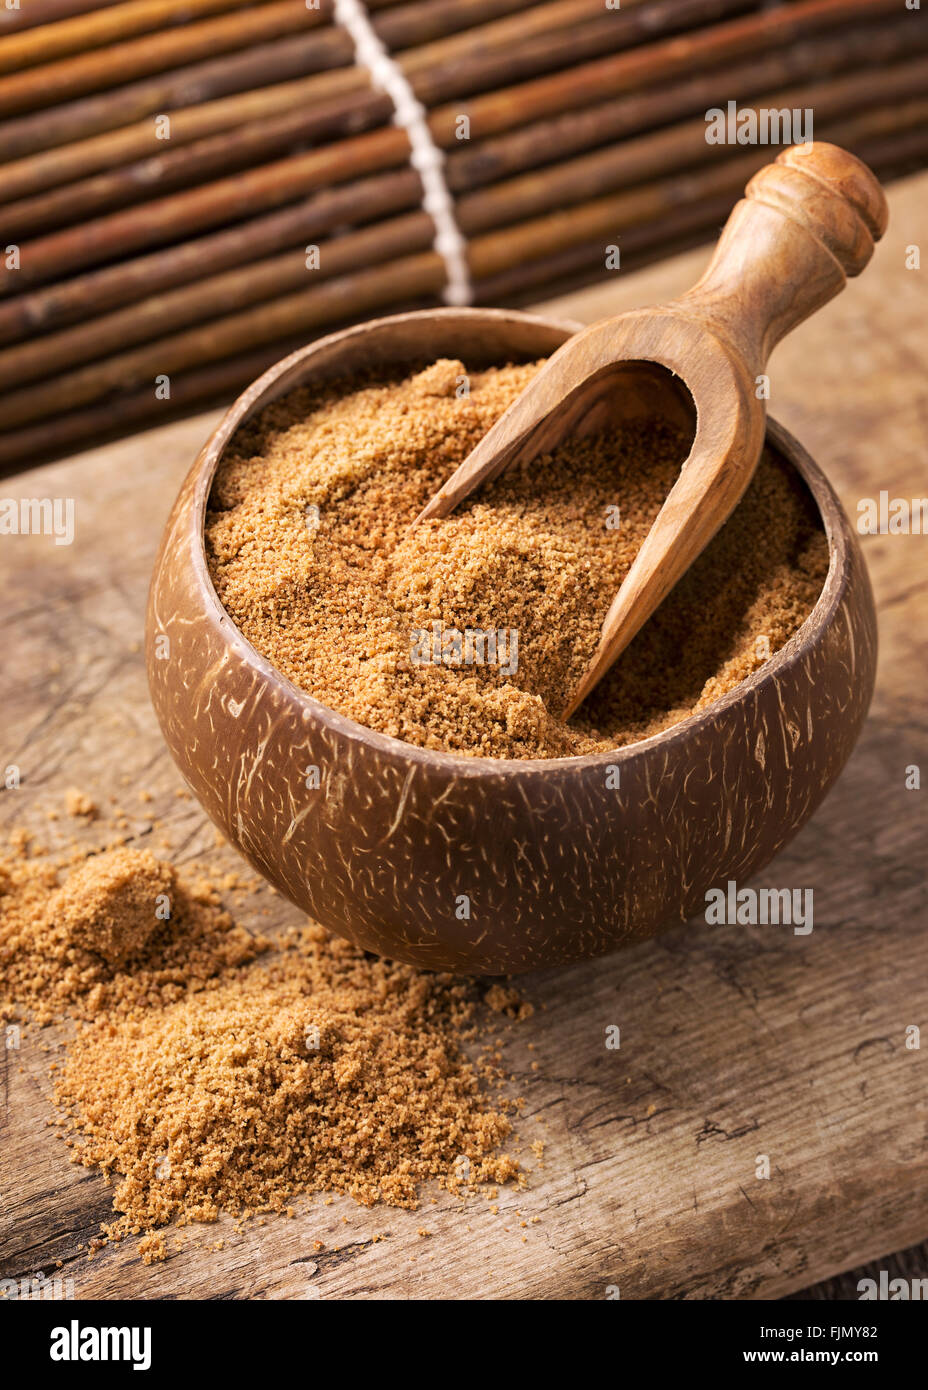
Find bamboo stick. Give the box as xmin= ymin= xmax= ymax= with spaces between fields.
xmin=0 ymin=0 xmax=336 ymax=119
xmin=0 ymin=0 xmax=889 ymax=166
xmin=0 ymin=0 xmax=453 ymax=40
xmin=0 ymin=88 xmax=396 ymax=239
xmin=842 ymin=116 xmax=928 ymax=174
xmin=0 ymin=0 xmax=900 ymax=290
xmin=397 ymin=0 xmax=711 ymax=77
xmin=0 ymin=127 xmax=419 ymax=292
xmin=0 ymin=209 xmax=436 ymax=386
xmin=0 ymin=68 xmax=371 ymax=204
xmin=816 ymin=94 xmax=928 ymax=148
xmin=455 ymin=55 xmax=928 ymax=234
xmin=474 ymin=192 xmax=739 ymax=302
xmin=0 ymin=28 xmax=356 ymax=161
xmin=4 ymin=123 xmax=925 ymax=473
xmin=0 ymin=0 xmax=628 ymax=140
xmin=0 ymin=250 xmax=447 ymax=428
xmin=1 ymin=37 xmax=922 ymax=336
xmin=2 ymin=93 xmax=923 ymax=434
xmin=404 ymin=0 xmax=754 ymax=107
xmin=466 ymin=154 xmax=771 ymax=284
xmin=0 ymin=0 xmax=540 ymax=84
xmin=0 ymin=0 xmax=125 ymax=37
xmin=0 ymin=330 xmax=365 ymax=474
xmin=425 ymin=0 xmax=900 ymax=142
xmin=0 ymin=0 xmax=544 ymax=201
xmin=480 ymin=121 xmax=928 ymax=302
xmin=0 ymin=167 xmax=425 ymax=343
xmin=0 ymin=0 xmax=259 ymax=75
xmin=6 ymin=51 xmax=926 ymax=384
xmin=443 ymin=17 xmax=923 ymax=190
xmin=463 ymin=96 xmax=928 ymax=278
xmin=18 ymin=0 xmax=909 ymax=239
xmin=0 ymin=0 xmax=756 ymax=160
xmin=370 ymin=0 xmax=548 ymax=51
xmin=0 ymin=0 xmax=416 ymax=65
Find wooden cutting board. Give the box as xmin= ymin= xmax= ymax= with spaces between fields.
xmin=1 ymin=174 xmax=926 ymax=1302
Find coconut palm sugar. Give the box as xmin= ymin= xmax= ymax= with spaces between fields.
xmin=53 ymin=925 xmax=517 ymax=1240
xmin=0 ymin=825 xmax=521 ymax=1253
xmin=49 ymin=847 xmax=173 ymax=968
xmin=0 ymin=842 xmax=265 ymax=1025
xmin=205 ymin=358 xmax=829 ymax=759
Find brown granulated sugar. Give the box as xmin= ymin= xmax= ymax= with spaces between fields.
xmin=54 ymin=924 xmax=517 ymax=1240
xmin=205 ymin=358 xmax=829 ymax=759
xmin=0 ymin=841 xmax=264 ymax=1025
xmin=1 ymin=822 xmax=522 ymax=1254
xmin=51 ymin=847 xmax=173 ymax=967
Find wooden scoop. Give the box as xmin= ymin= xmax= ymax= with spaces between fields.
xmin=413 ymin=142 xmax=887 ymax=719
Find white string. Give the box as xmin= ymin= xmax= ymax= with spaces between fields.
xmin=333 ymin=0 xmax=473 ymax=307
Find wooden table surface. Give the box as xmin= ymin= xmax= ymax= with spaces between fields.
xmin=1 ymin=173 xmax=926 ymax=1301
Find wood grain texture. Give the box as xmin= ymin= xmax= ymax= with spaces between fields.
xmin=0 ymin=173 xmax=925 ymax=1301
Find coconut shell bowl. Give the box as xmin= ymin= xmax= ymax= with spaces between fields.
xmin=147 ymin=304 xmax=877 ymax=976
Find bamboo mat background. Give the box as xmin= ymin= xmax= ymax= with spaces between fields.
xmin=1 ymin=0 xmax=926 ymax=468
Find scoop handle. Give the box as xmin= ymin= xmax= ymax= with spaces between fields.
xmin=678 ymin=142 xmax=888 ymax=377
xmin=560 ymin=143 xmax=888 ymax=721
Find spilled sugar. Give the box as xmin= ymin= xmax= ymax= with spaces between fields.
xmin=0 ymin=824 xmax=524 ymax=1261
